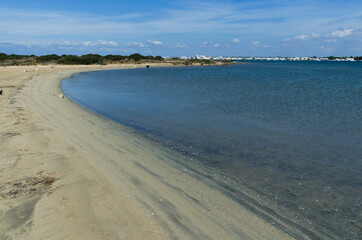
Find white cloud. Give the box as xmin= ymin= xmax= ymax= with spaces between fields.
xmin=97 ymin=40 xmax=118 ymax=46
xmin=252 ymin=41 xmax=260 ymax=46
xmin=282 ymin=28 xmax=354 ymax=44
xmin=213 ymin=43 xmax=220 ymax=47
xmin=53 ymin=39 xmax=120 ymax=50
xmin=311 ymin=33 xmax=320 ymax=38
xmin=175 ymin=42 xmax=186 ymax=48
xmin=147 ymin=40 xmax=163 ymax=46
xmin=83 ymin=41 xmax=95 ymax=47
xmin=81 ymin=40 xmax=118 ymax=47
xmin=232 ymin=38 xmax=240 ymax=43
xmin=331 ymin=28 xmax=353 ymax=38
xmin=127 ymin=42 xmax=144 ymax=47
xmin=295 ymin=35 xmax=310 ymax=40
xmin=283 ymin=32 xmax=321 ymax=42
xmin=56 ymin=39 xmax=79 ymax=46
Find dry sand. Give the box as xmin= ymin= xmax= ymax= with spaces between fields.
xmin=0 ymin=64 xmax=293 ymax=239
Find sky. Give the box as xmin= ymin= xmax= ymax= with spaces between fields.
xmin=0 ymin=0 xmax=361 ymax=57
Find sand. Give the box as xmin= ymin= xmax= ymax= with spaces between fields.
xmin=0 ymin=64 xmax=293 ymax=239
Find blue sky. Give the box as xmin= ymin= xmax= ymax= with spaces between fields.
xmin=0 ymin=0 xmax=361 ymax=56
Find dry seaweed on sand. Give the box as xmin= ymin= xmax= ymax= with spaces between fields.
xmin=0 ymin=172 xmax=57 ymax=199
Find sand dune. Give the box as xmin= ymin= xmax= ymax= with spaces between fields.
xmin=0 ymin=65 xmax=292 ymax=239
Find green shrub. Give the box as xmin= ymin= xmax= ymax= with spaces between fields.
xmin=36 ymin=54 xmax=61 ymax=62
xmin=129 ymin=53 xmax=145 ymax=61
xmin=104 ymin=55 xmax=126 ymax=61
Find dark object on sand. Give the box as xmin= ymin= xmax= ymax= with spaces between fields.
xmin=146 ymin=65 xmax=150 ymax=68
xmin=0 ymin=89 xmax=3 ymax=95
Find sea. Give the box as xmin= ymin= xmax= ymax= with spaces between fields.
xmin=62 ymin=61 xmax=362 ymax=239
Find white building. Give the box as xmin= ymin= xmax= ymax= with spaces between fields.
xmin=195 ymin=55 xmax=212 ymax=60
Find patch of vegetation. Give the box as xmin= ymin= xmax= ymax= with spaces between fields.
xmin=0 ymin=53 xmax=37 ymax=66
xmin=128 ymin=53 xmax=165 ymax=62
xmin=129 ymin=53 xmax=146 ymax=61
xmin=0 ymin=53 xmax=33 ymax=61
xmin=0 ymin=53 xmax=7 ymax=60
xmin=103 ymin=55 xmax=126 ymax=61
xmin=36 ymin=54 xmax=61 ymax=62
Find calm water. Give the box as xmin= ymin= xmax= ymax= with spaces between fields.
xmin=62 ymin=62 xmax=362 ymax=239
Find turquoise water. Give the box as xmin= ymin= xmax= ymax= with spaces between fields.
xmin=62 ymin=62 xmax=361 ymax=239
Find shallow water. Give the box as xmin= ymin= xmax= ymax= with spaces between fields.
xmin=62 ymin=62 xmax=362 ymax=239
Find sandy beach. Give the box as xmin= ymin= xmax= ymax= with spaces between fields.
xmin=0 ymin=64 xmax=293 ymax=240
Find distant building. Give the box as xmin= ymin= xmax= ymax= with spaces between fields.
xmin=195 ymin=55 xmax=212 ymax=60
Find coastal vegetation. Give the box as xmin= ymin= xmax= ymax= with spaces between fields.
xmin=0 ymin=53 xmax=226 ymax=66
xmin=0 ymin=53 xmax=158 ymax=66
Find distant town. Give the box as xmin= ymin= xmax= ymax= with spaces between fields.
xmin=166 ymin=55 xmax=362 ymax=62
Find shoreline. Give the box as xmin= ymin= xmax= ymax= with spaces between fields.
xmin=0 ymin=64 xmax=292 ymax=239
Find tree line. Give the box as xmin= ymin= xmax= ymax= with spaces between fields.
xmin=0 ymin=53 xmax=164 ymax=65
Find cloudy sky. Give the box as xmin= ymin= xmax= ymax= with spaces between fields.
xmin=0 ymin=0 xmax=361 ymax=56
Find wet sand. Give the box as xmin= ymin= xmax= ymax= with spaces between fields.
xmin=0 ymin=64 xmax=292 ymax=239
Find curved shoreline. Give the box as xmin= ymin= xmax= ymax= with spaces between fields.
xmin=0 ymin=65 xmax=292 ymax=239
